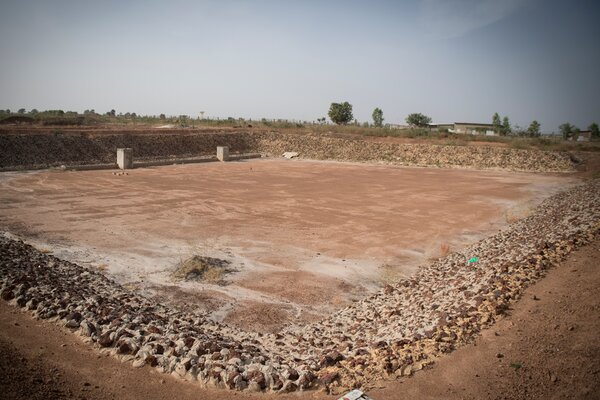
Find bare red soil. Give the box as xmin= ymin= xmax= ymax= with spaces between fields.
xmin=0 ymin=160 xmax=573 ymax=331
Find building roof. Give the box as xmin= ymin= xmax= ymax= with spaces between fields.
xmin=453 ymin=122 xmax=495 ymax=127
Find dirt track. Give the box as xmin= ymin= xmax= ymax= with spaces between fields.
xmin=1 ymin=239 xmax=598 ymax=400
xmin=0 ymin=159 xmax=573 ymax=331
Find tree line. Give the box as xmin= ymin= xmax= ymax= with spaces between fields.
xmin=327 ymin=102 xmax=599 ymax=139
xmin=558 ymin=122 xmax=599 ymax=140
xmin=2 ymin=107 xmax=598 ymax=140
xmin=327 ymin=102 xmax=431 ymax=128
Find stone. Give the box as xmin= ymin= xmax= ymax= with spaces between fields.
xmin=98 ymin=332 xmax=114 ymax=347
xmin=247 ymin=381 xmax=262 ymax=392
xmin=1 ymin=288 xmax=14 ymax=301
xmin=246 ymin=370 xmax=266 ymax=389
xmin=145 ymin=355 xmax=158 ymax=367
xmin=80 ymin=321 xmax=96 ymax=337
xmin=298 ymin=371 xmax=315 ymax=389
xmin=318 ymin=371 xmax=339 ymax=385
xmin=286 ymin=368 xmax=299 ymax=381
xmin=279 ymin=380 xmax=298 ymax=393
xmin=65 ymin=319 xmax=80 ymax=329
xmin=15 ymin=296 xmax=27 ymax=307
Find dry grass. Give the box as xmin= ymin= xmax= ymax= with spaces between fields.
xmin=172 ymin=255 xmax=234 ymax=285
xmin=95 ymin=263 xmax=109 ymax=272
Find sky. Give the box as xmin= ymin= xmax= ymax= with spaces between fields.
xmin=0 ymin=0 xmax=599 ymax=132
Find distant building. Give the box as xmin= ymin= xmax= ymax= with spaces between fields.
xmin=428 ymin=123 xmax=454 ymax=131
xmin=428 ymin=122 xmax=498 ymax=136
xmin=575 ymin=130 xmax=592 ymax=142
xmin=387 ymin=123 xmax=410 ymax=129
xmin=453 ymin=122 xmax=497 ymax=136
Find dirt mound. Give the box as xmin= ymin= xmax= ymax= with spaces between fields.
xmin=172 ymin=256 xmax=233 ymax=284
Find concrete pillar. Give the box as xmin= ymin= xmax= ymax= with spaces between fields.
xmin=117 ymin=148 xmax=133 ymax=169
xmin=217 ymin=146 xmax=229 ymax=162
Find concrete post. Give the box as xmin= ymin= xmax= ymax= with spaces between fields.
xmin=217 ymin=146 xmax=229 ymax=162
xmin=117 ymin=148 xmax=133 ymax=169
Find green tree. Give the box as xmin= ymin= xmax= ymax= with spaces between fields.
xmin=328 ymin=102 xmax=353 ymax=125
xmin=372 ymin=108 xmax=384 ymax=127
xmin=159 ymin=113 xmax=166 ymax=120
xmin=588 ymin=122 xmax=599 ymax=138
xmin=559 ymin=123 xmax=573 ymax=140
xmin=492 ymin=112 xmax=501 ymax=132
xmin=405 ymin=112 xmax=432 ymax=128
xmin=527 ymin=120 xmax=541 ymax=137
xmin=17 ymin=108 xmax=26 ymax=114
xmin=501 ymin=116 xmax=511 ymax=135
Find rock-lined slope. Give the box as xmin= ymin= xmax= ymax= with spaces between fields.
xmin=0 ymin=131 xmax=257 ymax=168
xmin=254 ymin=133 xmax=575 ymax=172
xmin=1 ymin=181 xmax=598 ymax=394
xmin=0 ymin=131 xmax=575 ymax=172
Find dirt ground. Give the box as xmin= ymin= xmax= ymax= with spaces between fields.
xmin=0 ymin=159 xmax=575 ymax=331
xmin=1 ymin=238 xmax=597 ymax=400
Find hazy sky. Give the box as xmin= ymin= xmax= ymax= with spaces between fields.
xmin=1 ymin=0 xmax=599 ymax=132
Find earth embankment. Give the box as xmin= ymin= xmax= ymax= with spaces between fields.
xmin=0 ymin=130 xmax=575 ymax=172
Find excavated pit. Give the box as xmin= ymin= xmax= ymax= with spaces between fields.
xmin=0 ymin=158 xmax=576 ymax=333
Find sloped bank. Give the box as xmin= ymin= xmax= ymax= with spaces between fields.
xmin=254 ymin=132 xmax=575 ymax=172
xmin=0 ymin=131 xmax=257 ymax=169
xmin=1 ymin=180 xmax=598 ymax=394
xmin=0 ymin=130 xmax=575 ymax=172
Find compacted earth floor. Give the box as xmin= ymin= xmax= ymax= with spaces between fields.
xmin=1 ymin=239 xmax=598 ymax=400
xmin=0 ymin=159 xmax=574 ymax=332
